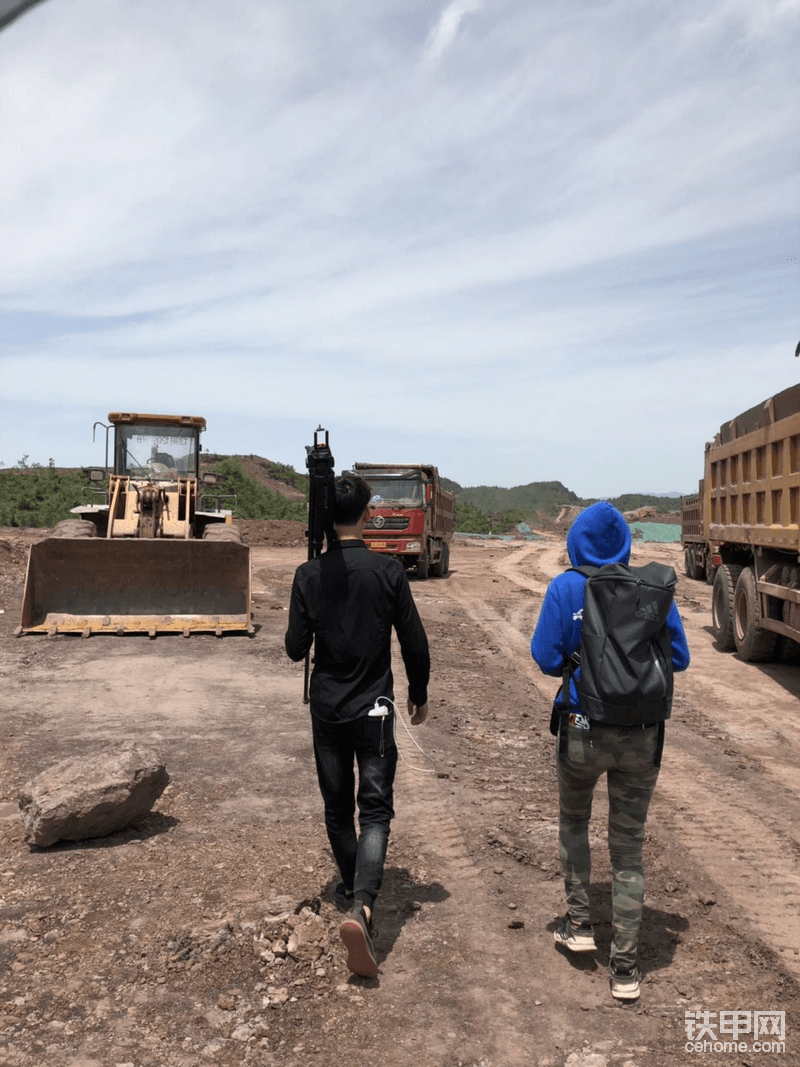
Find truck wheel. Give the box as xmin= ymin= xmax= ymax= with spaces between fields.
xmin=711 ymin=563 xmax=742 ymax=651
xmin=733 ymin=567 xmax=777 ymax=662
xmin=684 ymin=547 xmax=704 ymax=581
xmin=416 ymin=551 xmax=429 ymax=580
xmin=442 ymin=542 xmax=450 ymax=576
xmin=202 ymin=524 xmax=243 ymax=543
xmin=431 ymin=542 xmax=445 ymax=577
xmin=50 ymin=519 xmax=97 ymax=539
xmin=691 ymin=549 xmax=705 ymax=581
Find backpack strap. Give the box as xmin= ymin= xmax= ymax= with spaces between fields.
xmin=555 ymin=649 xmax=581 ymax=760
xmin=553 ymin=566 xmax=596 ymax=762
xmin=654 ymin=721 xmax=665 ymax=768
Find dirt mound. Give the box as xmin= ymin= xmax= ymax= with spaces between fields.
xmin=237 ymin=519 xmax=307 ymax=547
xmin=203 ymin=455 xmax=306 ymax=502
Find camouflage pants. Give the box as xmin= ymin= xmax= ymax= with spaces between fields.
xmin=556 ymin=720 xmax=660 ymax=970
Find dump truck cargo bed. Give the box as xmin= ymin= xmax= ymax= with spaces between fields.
xmin=18 ymin=538 xmax=252 ymax=636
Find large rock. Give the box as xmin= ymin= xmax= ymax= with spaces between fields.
xmin=18 ymin=744 xmax=169 ymax=847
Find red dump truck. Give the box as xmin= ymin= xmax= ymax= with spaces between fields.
xmin=351 ymin=462 xmax=455 ymax=578
xmin=680 ymin=383 xmax=800 ymax=661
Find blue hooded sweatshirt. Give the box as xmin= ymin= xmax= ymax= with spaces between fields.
xmin=530 ymin=501 xmax=690 ymax=711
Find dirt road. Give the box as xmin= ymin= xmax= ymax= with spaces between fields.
xmin=1 ymin=530 xmax=798 ymax=1066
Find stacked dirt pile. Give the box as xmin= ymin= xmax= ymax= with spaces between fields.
xmin=0 ymin=534 xmax=33 ymax=590
xmin=237 ymin=520 xmax=306 ymax=547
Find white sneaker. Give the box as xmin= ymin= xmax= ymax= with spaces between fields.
xmin=610 ymin=965 xmax=641 ymax=1000
xmin=553 ymin=914 xmax=596 ymax=953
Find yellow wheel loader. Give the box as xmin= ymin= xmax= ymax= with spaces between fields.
xmin=17 ymin=412 xmax=252 ymax=637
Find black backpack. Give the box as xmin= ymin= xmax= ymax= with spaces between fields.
xmin=556 ymin=561 xmax=677 ymax=765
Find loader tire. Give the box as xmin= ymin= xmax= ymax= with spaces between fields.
xmin=50 ymin=519 xmax=97 ymax=539
xmin=733 ymin=566 xmax=777 ymax=662
xmin=711 ymin=563 xmax=742 ymax=651
xmin=202 ymin=524 xmax=243 ymax=543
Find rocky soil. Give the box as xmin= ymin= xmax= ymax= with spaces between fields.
xmin=0 ymin=524 xmax=799 ymax=1067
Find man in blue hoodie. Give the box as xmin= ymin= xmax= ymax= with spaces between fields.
xmin=531 ymin=501 xmax=690 ymax=1001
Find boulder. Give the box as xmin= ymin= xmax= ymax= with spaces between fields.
xmin=18 ymin=744 xmax=169 ymax=847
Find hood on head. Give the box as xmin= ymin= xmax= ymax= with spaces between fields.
xmin=566 ymin=501 xmax=631 ymax=568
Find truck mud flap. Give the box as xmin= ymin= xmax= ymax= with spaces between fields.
xmin=18 ymin=538 xmax=252 ymax=636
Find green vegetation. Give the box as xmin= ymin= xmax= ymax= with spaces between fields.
xmin=0 ymin=466 xmax=89 ymax=527
xmin=207 ymin=458 xmax=307 ymax=520
xmin=589 ymin=493 xmax=678 ymax=515
xmin=454 ymin=499 xmax=493 ymax=534
xmin=0 ymin=453 xmax=679 ymax=532
xmin=206 ymin=454 xmax=307 ymax=494
xmin=261 ymin=460 xmax=307 ymax=493
xmin=457 ymin=481 xmax=579 ymax=514
xmin=0 ymin=457 xmax=308 ymax=527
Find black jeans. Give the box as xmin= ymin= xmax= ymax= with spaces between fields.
xmin=311 ymin=708 xmax=398 ymax=907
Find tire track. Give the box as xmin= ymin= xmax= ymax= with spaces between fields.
xmin=656 ymin=725 xmax=800 ymax=976
xmin=434 ymin=540 xmax=800 ymax=981
xmin=390 ymin=757 xmax=543 ymax=1066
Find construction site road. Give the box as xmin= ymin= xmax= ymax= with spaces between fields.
xmin=1 ymin=529 xmax=799 ymax=1067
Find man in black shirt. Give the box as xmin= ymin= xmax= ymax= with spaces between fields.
xmin=285 ymin=474 xmax=430 ymax=978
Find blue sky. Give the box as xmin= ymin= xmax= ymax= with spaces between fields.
xmin=1 ymin=0 xmax=798 ymax=497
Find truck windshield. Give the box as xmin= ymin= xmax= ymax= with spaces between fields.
xmin=365 ymin=479 xmax=425 ymax=507
xmin=115 ymin=424 xmax=199 ymax=480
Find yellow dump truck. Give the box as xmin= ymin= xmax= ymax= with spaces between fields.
xmin=17 ymin=412 xmax=252 ymax=637
xmin=680 ymin=384 xmax=800 ymax=661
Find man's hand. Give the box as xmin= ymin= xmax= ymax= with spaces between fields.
xmin=407 ymin=699 xmax=428 ymax=725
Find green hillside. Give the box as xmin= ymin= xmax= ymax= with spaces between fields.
xmin=457 ymin=481 xmax=580 ymax=514
xmin=0 ymin=457 xmax=680 ymax=531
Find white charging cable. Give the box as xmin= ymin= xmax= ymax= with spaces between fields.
xmin=370 ymin=697 xmax=437 ymax=774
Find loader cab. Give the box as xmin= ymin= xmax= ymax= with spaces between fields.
xmin=109 ymin=412 xmax=205 ymax=482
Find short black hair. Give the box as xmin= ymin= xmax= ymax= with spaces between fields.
xmin=333 ymin=474 xmax=371 ymax=526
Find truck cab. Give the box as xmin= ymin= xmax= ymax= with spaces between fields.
xmin=352 ymin=463 xmax=454 ymax=578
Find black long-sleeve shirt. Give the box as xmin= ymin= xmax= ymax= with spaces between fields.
xmin=285 ymin=539 xmax=430 ymax=722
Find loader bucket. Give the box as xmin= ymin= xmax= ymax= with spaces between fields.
xmin=18 ymin=538 xmax=252 ymax=636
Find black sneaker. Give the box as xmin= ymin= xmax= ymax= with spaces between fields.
xmin=553 ymin=913 xmax=597 ymax=953
xmin=333 ymin=882 xmax=354 ymax=911
xmin=610 ymin=964 xmax=641 ymax=1001
xmin=339 ymin=904 xmax=378 ymax=978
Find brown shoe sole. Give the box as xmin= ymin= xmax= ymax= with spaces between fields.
xmin=339 ymin=916 xmax=378 ymax=978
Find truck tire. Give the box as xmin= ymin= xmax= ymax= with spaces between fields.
xmin=416 ymin=550 xmax=429 ymax=580
xmin=442 ymin=541 xmax=450 ymax=576
xmin=50 ymin=519 xmax=97 ymax=539
xmin=684 ymin=546 xmax=704 ymax=581
xmin=202 ymin=524 xmax=243 ymax=543
xmin=733 ymin=567 xmax=777 ymax=662
xmin=431 ymin=541 xmax=445 ymax=577
xmin=711 ymin=563 xmax=742 ymax=651
xmin=692 ymin=549 xmax=706 ymax=581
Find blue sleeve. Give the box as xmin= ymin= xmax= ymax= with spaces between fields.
xmin=531 ymin=582 xmax=567 ymax=677
xmin=667 ymin=601 xmax=690 ymax=672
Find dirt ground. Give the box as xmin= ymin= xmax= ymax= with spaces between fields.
xmin=1 ymin=524 xmax=799 ymax=1067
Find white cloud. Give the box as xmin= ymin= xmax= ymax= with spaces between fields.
xmin=422 ymin=0 xmax=483 ymax=67
xmin=0 ymin=0 xmax=798 ymax=494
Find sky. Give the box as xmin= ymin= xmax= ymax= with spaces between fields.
xmin=1 ymin=0 xmax=798 ymax=498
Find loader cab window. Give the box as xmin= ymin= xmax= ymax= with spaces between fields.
xmin=115 ymin=423 xmax=200 ymax=480
xmin=365 ymin=476 xmax=425 ymax=508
